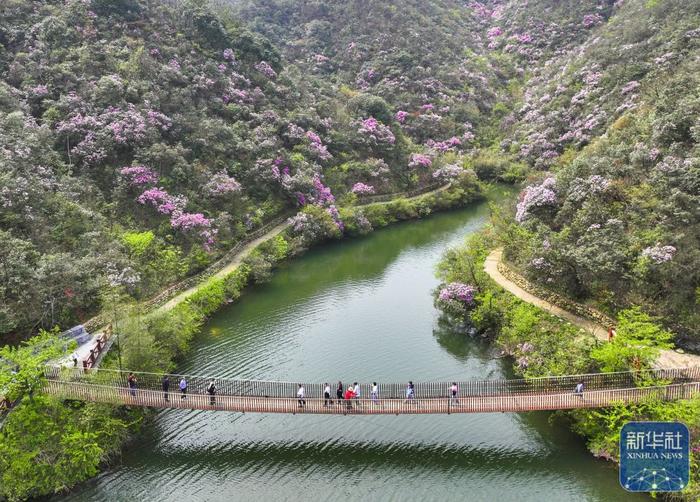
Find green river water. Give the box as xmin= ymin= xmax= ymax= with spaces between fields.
xmin=64 ymin=189 xmax=645 ymax=501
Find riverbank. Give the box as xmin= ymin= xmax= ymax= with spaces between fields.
xmin=435 ymin=232 xmax=700 ymax=501
xmin=0 ymin=175 xmax=484 ymax=501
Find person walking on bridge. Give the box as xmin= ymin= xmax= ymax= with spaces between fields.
xmin=450 ymin=382 xmax=459 ymax=405
xmin=207 ymin=379 xmax=216 ymax=406
xmin=323 ymin=383 xmax=332 ymax=407
xmin=297 ymin=384 xmax=306 ymax=408
xmin=127 ymin=372 xmax=137 ymax=397
xmin=574 ymin=380 xmax=584 ymax=398
xmin=405 ymin=381 xmax=415 ymax=403
xmin=344 ymin=386 xmax=355 ymax=410
xmin=162 ymin=375 xmax=170 ymax=402
xmin=179 ymin=377 xmax=187 ymax=400
xmin=353 ymin=382 xmax=361 ymax=407
xmin=371 ymin=382 xmax=379 ymax=404
xmin=336 ymin=381 xmax=344 ymax=404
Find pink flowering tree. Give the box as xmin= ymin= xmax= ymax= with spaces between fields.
xmin=515 ymin=177 xmax=557 ymax=223
xmin=119 ymin=166 xmax=158 ymax=187
xmin=350 ymin=182 xmax=375 ymax=195
xmin=205 ymin=171 xmax=242 ymax=196
xmin=436 ymin=282 xmax=477 ymax=317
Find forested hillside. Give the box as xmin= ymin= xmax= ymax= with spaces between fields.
xmin=0 ymin=0 xmax=482 ymax=341
xmin=233 ymin=0 xmax=700 ymax=346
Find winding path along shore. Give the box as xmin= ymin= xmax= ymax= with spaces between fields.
xmin=484 ymin=248 xmax=700 ymax=370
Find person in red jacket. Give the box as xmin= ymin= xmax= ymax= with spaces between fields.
xmin=344 ymin=387 xmax=355 ymax=410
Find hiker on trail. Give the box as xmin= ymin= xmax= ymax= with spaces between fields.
xmin=127 ymin=372 xmax=137 ymax=397
xmin=162 ymin=375 xmax=170 ymax=402
xmin=450 ymin=382 xmax=459 ymax=405
xmin=344 ymin=386 xmax=355 ymax=410
xmin=574 ymin=380 xmax=584 ymax=397
xmin=179 ymin=377 xmax=188 ymax=400
xmin=297 ymin=384 xmax=306 ymax=408
xmin=371 ymin=382 xmax=379 ymax=403
xmin=72 ymin=355 xmax=78 ymax=367
xmin=336 ymin=381 xmax=344 ymax=403
xmin=405 ymin=381 xmax=415 ymax=403
xmin=207 ymin=379 xmax=216 ymax=406
xmin=324 ymin=382 xmax=332 ymax=407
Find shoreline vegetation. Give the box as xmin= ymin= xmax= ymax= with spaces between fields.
xmin=0 ymin=175 xmax=483 ymax=501
xmin=433 ymin=229 xmax=700 ymax=501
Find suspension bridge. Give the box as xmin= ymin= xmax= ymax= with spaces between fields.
xmin=42 ymin=366 xmax=700 ymax=415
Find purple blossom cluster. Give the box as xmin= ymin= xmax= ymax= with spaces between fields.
xmin=357 ymin=116 xmax=396 ymax=145
xmin=438 ymin=282 xmax=477 ymax=305
xmin=516 ymin=177 xmax=557 ymax=223
xmin=350 ymin=182 xmax=375 ymax=195
xmin=170 ymin=212 xmax=212 ymax=231
xmin=306 ymin=130 xmax=332 ymax=161
xmin=312 ymin=175 xmax=335 ymax=205
xmin=641 ymin=243 xmax=677 ymax=264
xmin=255 ymin=61 xmax=277 ymax=79
xmin=408 ymin=153 xmax=432 ymax=168
xmin=205 ymin=171 xmax=242 ymax=196
xmin=326 ymin=205 xmax=344 ymax=231
xmin=432 ymin=164 xmax=463 ymax=181
xmin=582 ymin=13 xmax=604 ymax=28
xmin=395 ymin=110 xmax=408 ymax=123
xmin=426 ymin=136 xmax=461 ymax=153
xmin=119 ymin=166 xmax=158 ymax=186
xmin=223 ymin=48 xmax=235 ymax=61
xmin=137 ymin=187 xmax=185 ymax=215
xmin=29 ymin=84 xmax=49 ymax=97
xmin=146 ymin=110 xmax=172 ymax=131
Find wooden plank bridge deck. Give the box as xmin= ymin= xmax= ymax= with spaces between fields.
xmin=42 ymin=366 xmax=700 ymax=415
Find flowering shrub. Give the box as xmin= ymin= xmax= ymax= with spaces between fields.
xmin=395 ymin=110 xmax=408 ymax=123
xmin=438 ymin=282 xmax=477 ymax=304
xmin=515 ymin=177 xmax=557 ymax=223
xmin=357 ymin=116 xmax=396 ymax=145
xmin=205 ymin=171 xmax=242 ymax=196
xmin=254 ymin=61 xmax=277 ymax=79
xmin=120 ymin=166 xmax=158 ymax=186
xmin=137 ymin=188 xmax=184 ymax=215
xmin=170 ymin=212 xmax=212 ymax=231
xmin=408 ymin=153 xmax=432 ymax=168
xmin=432 ymin=164 xmax=463 ymax=181
xmin=582 ymin=14 xmax=604 ymax=28
xmin=641 ymin=244 xmax=676 ymax=264
xmin=350 ymin=182 xmax=375 ymax=195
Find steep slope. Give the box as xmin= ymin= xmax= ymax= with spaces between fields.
xmin=0 ymin=0 xmax=484 ymax=340
xmin=492 ymin=0 xmax=700 ymax=346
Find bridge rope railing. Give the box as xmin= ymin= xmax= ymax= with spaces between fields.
xmin=43 ymin=366 xmax=700 ymax=401
xmin=42 ymin=379 xmax=700 ymax=415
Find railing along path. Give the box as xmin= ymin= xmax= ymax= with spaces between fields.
xmin=42 ymin=366 xmax=700 ymax=415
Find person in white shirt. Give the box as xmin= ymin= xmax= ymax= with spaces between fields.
xmin=353 ymin=382 xmax=361 ymax=407
xmin=323 ymin=382 xmax=331 ymax=407
xmin=297 ymin=384 xmax=306 ymax=408
xmin=405 ymin=381 xmax=415 ymax=403
xmin=179 ymin=378 xmax=187 ymax=400
xmin=450 ymin=382 xmax=459 ymax=405
xmin=371 ymin=382 xmax=379 ymax=404
xmin=574 ymin=381 xmax=584 ymax=397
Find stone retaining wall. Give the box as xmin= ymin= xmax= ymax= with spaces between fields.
xmin=496 ymin=260 xmax=616 ymax=329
